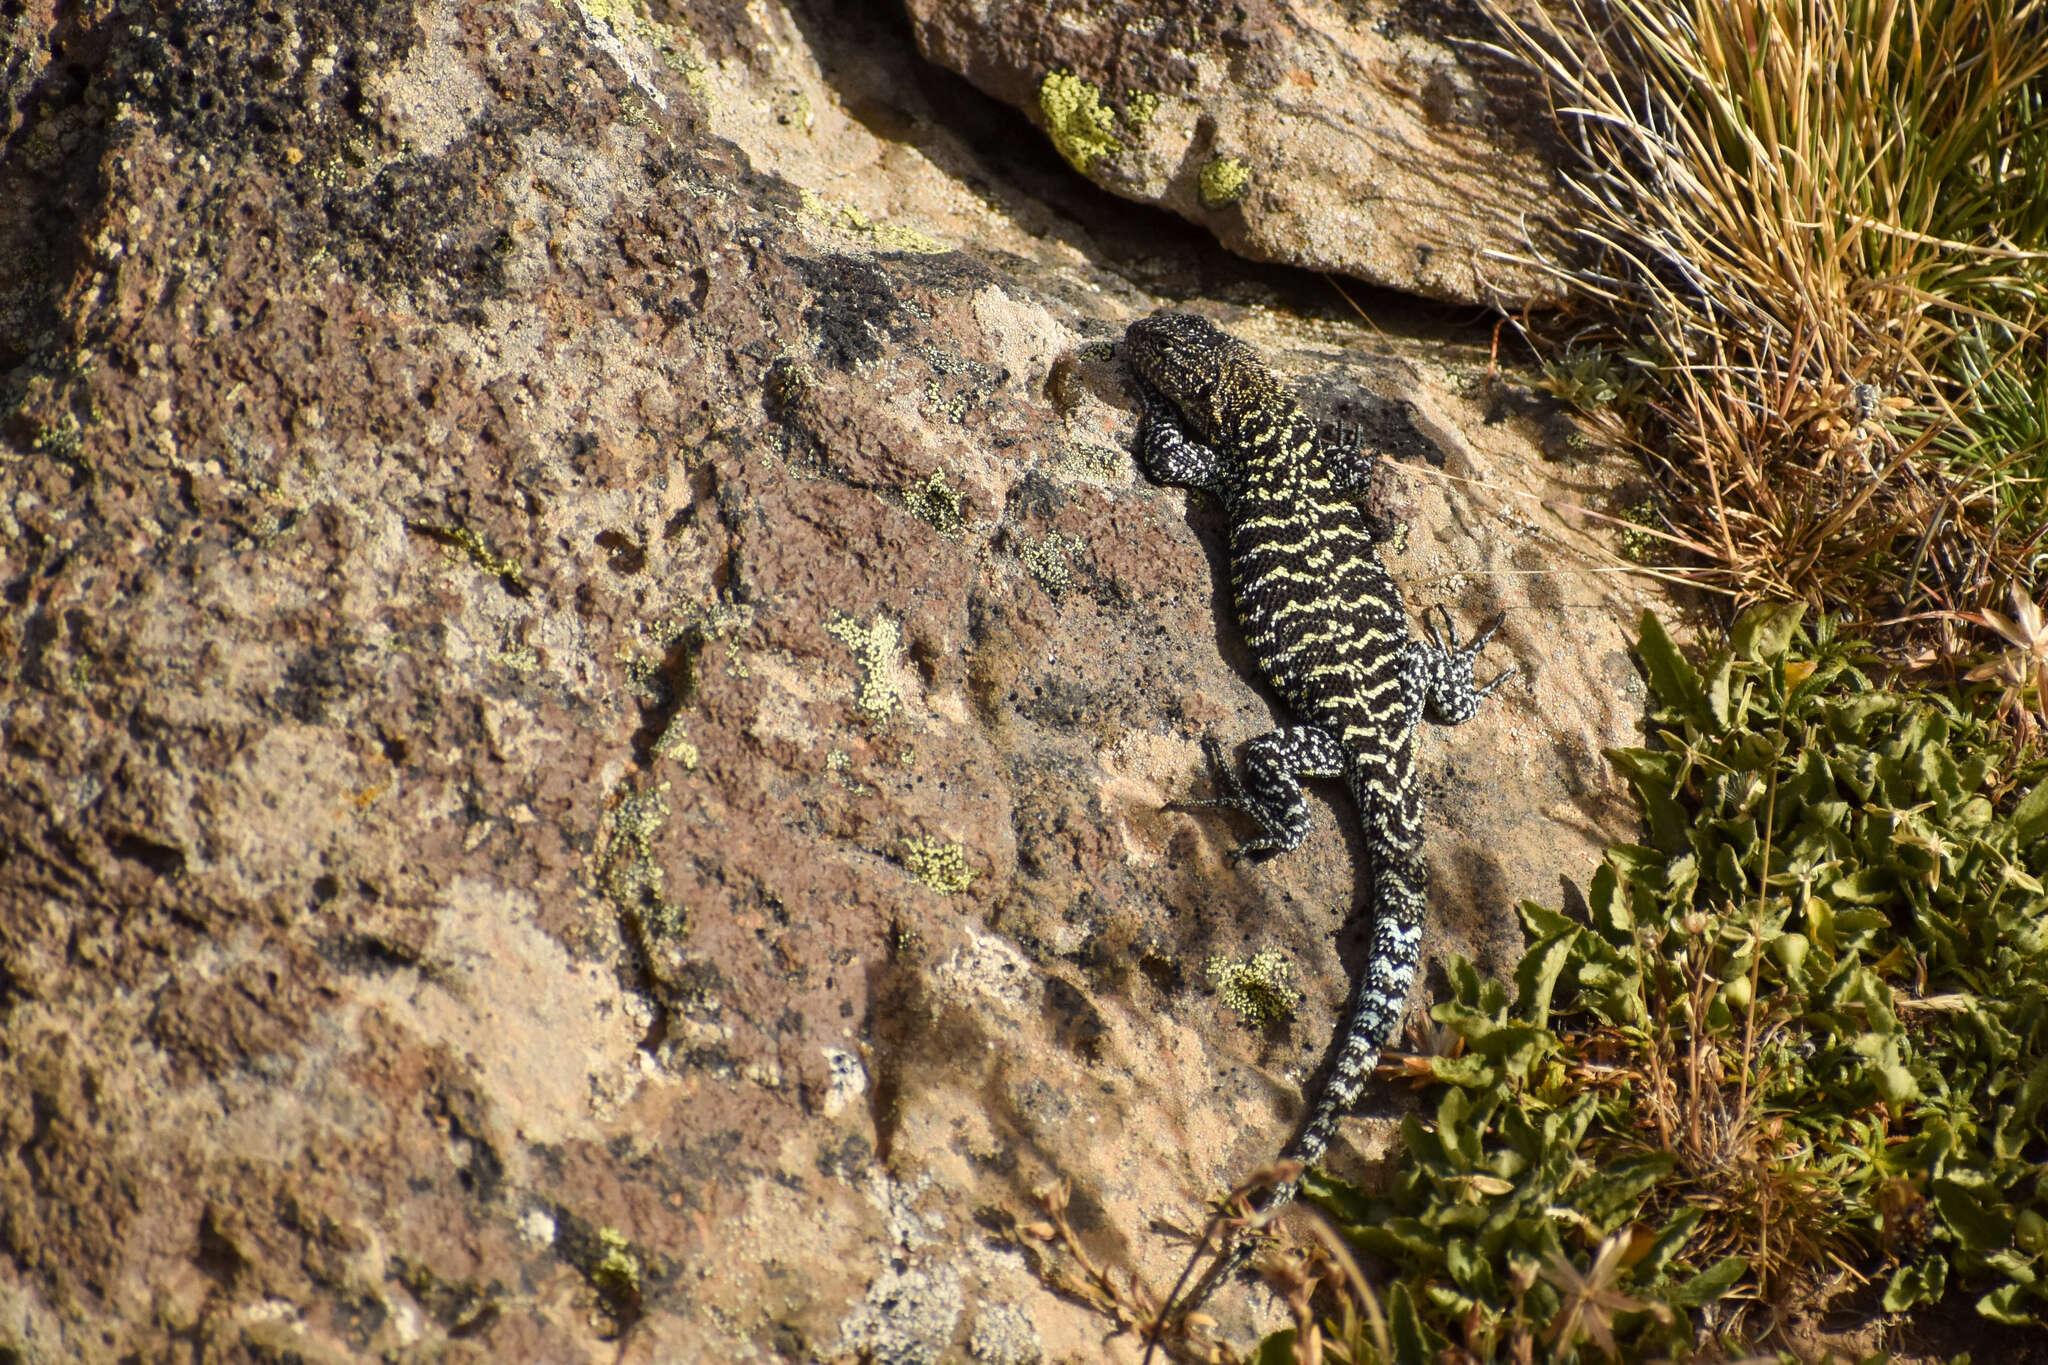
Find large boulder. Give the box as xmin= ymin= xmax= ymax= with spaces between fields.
xmin=0 ymin=0 xmax=1653 ymax=1358
xmin=903 ymin=0 xmax=1573 ymax=306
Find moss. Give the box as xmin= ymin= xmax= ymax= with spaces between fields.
xmin=1198 ymin=155 xmax=1251 ymax=210
xmin=1205 ymin=949 xmax=1300 ymax=1025
xmin=1618 ymin=496 xmax=1665 ymax=563
xmin=1038 ymin=70 xmax=1121 ymax=174
xmin=826 ymin=611 xmax=903 ymax=721
xmin=902 ymin=470 xmax=968 ymax=537
xmin=899 ymin=837 xmax=975 ymax=894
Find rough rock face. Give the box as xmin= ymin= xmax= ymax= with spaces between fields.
xmin=903 ymin=0 xmax=1572 ymax=307
xmin=1 ymin=0 xmax=1657 ymax=1360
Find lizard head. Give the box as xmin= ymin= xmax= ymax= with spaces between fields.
xmin=1122 ymin=312 xmax=1288 ymax=447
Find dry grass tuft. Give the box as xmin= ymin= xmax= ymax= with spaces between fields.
xmin=1484 ymin=0 xmax=2048 ymax=675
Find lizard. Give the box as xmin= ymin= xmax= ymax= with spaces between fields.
xmin=1119 ymin=311 xmax=1510 ymax=1354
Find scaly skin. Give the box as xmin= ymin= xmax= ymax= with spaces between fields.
xmin=1121 ymin=312 xmax=1508 ymax=1349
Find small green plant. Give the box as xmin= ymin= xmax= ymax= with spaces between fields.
xmin=1616 ymin=497 xmax=1666 ymax=565
xmin=1538 ymin=348 xmax=1643 ymax=411
xmin=1207 ymin=950 xmax=1302 ymax=1026
xmin=1286 ymin=607 xmax=2048 ymax=1359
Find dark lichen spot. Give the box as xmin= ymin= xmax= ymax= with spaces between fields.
xmin=795 ymin=253 xmax=911 ymax=369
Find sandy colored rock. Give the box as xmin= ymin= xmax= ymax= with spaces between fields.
xmin=3 ymin=0 xmax=1658 ymax=1360
xmin=903 ymin=0 xmax=1573 ymax=306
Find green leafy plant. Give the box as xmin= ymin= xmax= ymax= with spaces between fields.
xmin=1291 ymin=607 xmax=2048 ymax=1360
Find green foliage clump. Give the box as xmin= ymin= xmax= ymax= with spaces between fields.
xmin=1208 ymin=949 xmax=1301 ymax=1026
xmin=1305 ymin=606 xmax=2048 ymax=1360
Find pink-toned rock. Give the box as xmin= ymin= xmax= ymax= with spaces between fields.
xmin=1 ymin=0 xmax=1652 ymax=1360
xmin=903 ymin=0 xmax=1572 ymax=306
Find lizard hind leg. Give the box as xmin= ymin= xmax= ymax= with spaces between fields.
xmin=1171 ymin=726 xmax=1347 ymax=863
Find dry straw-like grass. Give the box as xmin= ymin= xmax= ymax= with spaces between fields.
xmin=1485 ymin=0 xmax=2048 ymax=680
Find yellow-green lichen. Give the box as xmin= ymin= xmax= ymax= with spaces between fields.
xmin=1198 ymin=155 xmax=1251 ymax=209
xmin=646 ymin=600 xmax=751 ymax=681
xmin=825 ymin=748 xmax=869 ymax=793
xmin=652 ymin=716 xmax=699 ymax=769
xmin=798 ymin=187 xmax=949 ymax=254
xmin=1123 ymin=90 xmax=1160 ymax=132
xmin=902 ymin=470 xmax=969 ymax=537
xmin=592 ymin=1227 xmax=641 ymax=1298
xmin=826 ymin=612 xmax=903 ymax=721
xmin=765 ymin=351 xmax=818 ymax=418
xmin=417 ymin=523 xmax=527 ymax=590
xmin=899 ymin=837 xmax=975 ymax=894
xmin=33 ymin=414 xmax=85 ymax=463
xmin=1039 ymin=71 xmax=1121 ymax=174
xmin=600 ymin=783 xmax=688 ymax=941
xmin=1206 ymin=949 xmax=1301 ymax=1025
xmin=1051 ymin=441 xmax=1124 ymax=481
xmin=1021 ymin=532 xmax=1081 ymax=600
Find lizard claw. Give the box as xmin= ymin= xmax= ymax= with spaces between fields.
xmin=1476 ymin=664 xmax=1517 ymax=698
xmin=1165 ymin=737 xmax=1247 ymax=812
xmin=1425 ymin=605 xmax=1505 ymax=662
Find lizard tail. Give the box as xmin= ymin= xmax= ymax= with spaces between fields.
xmin=1283 ymin=844 xmax=1425 ymax=1168
xmin=1144 ymin=846 xmax=1425 ymax=1361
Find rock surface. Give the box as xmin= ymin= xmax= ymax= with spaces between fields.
xmin=1 ymin=0 xmax=1658 ymax=1360
xmin=902 ymin=0 xmax=1573 ymax=306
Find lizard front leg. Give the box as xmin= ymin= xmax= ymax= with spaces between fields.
xmin=1127 ymin=371 xmax=1224 ymax=488
xmin=1411 ymin=605 xmax=1513 ymax=726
